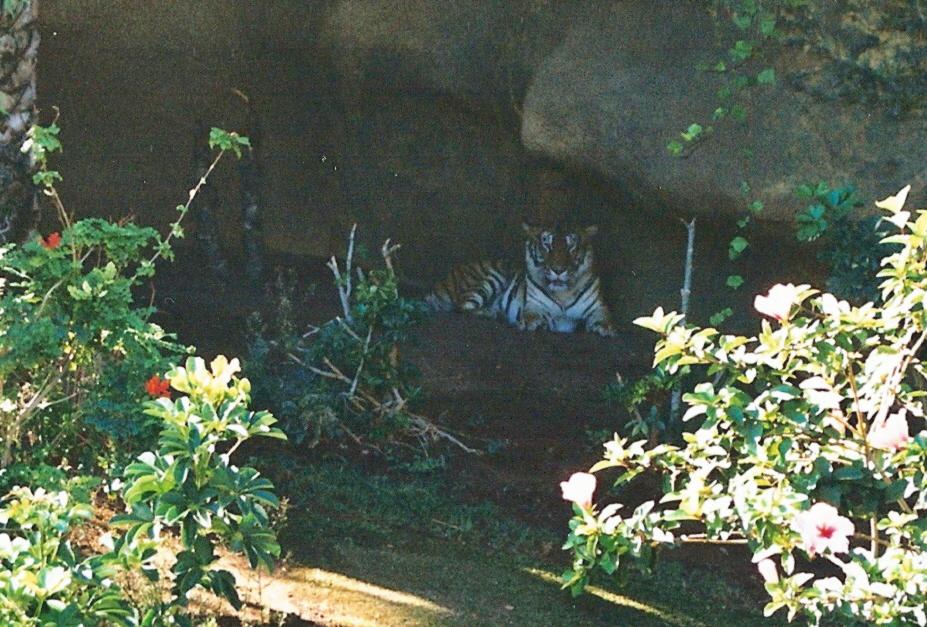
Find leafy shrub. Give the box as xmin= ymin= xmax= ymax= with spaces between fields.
xmin=0 ymin=119 xmax=277 ymax=621
xmin=247 ymin=229 xmax=472 ymax=460
xmin=0 ymin=123 xmax=250 ymax=481
xmin=0 ymin=355 xmax=285 ymax=625
xmin=794 ymin=181 xmax=889 ymax=303
xmin=563 ymin=185 xmax=927 ymax=625
xmin=113 ymin=355 xmax=286 ymax=618
xmin=0 ymin=218 xmax=187 ymax=475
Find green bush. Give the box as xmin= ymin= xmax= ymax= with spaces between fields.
xmin=0 ymin=218 xmax=188 ymax=476
xmin=794 ymin=182 xmax=889 ymax=303
xmin=0 ymin=356 xmax=285 ymax=625
xmin=113 ymin=356 xmax=286 ymax=619
xmin=563 ymin=185 xmax=927 ymax=625
xmin=0 ymin=120 xmax=280 ymax=622
xmin=246 ymin=231 xmax=444 ymax=460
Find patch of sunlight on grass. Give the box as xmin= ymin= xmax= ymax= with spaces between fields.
xmin=523 ymin=567 xmax=709 ymax=627
xmin=221 ymin=551 xmax=456 ymax=626
xmin=300 ymin=568 xmax=453 ymax=614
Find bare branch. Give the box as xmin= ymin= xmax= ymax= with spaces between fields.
xmin=670 ymin=218 xmax=696 ymax=426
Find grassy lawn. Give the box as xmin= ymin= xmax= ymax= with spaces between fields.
xmin=254 ymin=455 xmax=781 ymax=626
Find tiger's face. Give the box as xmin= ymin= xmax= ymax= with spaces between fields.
xmin=522 ymin=224 xmax=598 ymax=293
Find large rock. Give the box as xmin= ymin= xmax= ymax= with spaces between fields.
xmin=319 ymin=0 xmax=926 ymax=221
xmin=42 ymin=0 xmax=910 ymax=323
xmin=519 ymin=1 xmax=922 ymax=221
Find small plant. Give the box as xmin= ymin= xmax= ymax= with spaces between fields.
xmin=247 ymin=226 xmax=477 ymax=460
xmin=0 ymin=124 xmax=249 ymax=478
xmin=604 ymin=370 xmax=675 ymax=442
xmin=562 ymin=185 xmax=927 ymax=625
xmin=795 ymin=181 xmax=888 ymax=303
xmin=113 ymin=355 xmax=286 ymax=617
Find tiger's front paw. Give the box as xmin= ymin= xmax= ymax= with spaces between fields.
xmin=518 ymin=313 xmax=545 ymax=332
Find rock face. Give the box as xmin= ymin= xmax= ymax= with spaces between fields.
xmin=320 ymin=0 xmax=922 ymax=222
xmin=41 ymin=0 xmax=918 ymax=322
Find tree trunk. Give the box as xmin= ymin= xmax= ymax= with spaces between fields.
xmin=0 ymin=0 xmax=38 ymax=243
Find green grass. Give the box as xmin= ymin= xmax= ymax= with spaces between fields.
xmin=252 ymin=454 xmax=782 ymax=626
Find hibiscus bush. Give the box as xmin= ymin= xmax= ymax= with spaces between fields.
xmin=0 ymin=123 xmax=249 ymax=482
xmin=0 ymin=356 xmax=285 ymax=625
xmin=562 ymin=185 xmax=927 ymax=625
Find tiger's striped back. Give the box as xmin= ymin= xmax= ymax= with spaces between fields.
xmin=426 ymin=224 xmax=616 ymax=337
xmin=425 ymin=260 xmax=514 ymax=313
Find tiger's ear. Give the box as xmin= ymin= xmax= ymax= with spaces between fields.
xmin=522 ymin=222 xmax=543 ymax=238
xmin=582 ymin=225 xmax=599 ymax=239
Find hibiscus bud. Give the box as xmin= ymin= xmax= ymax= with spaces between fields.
xmin=560 ymin=472 xmax=596 ymax=509
xmin=754 ymin=283 xmax=801 ymax=322
xmin=868 ymin=410 xmax=910 ymax=452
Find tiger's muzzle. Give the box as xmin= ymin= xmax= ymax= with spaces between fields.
xmin=545 ymin=269 xmax=571 ymax=291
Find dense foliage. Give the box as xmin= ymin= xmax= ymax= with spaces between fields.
xmin=246 ymin=233 xmax=453 ymax=462
xmin=564 ymin=185 xmax=927 ymax=625
xmin=0 ymin=217 xmax=187 ymax=477
xmin=0 ymin=358 xmax=285 ymax=625
xmin=0 ymin=121 xmax=284 ymax=622
xmin=794 ymin=181 xmax=889 ymax=303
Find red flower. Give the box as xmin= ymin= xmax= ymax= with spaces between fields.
xmin=145 ymin=375 xmax=171 ymax=398
xmin=40 ymin=232 xmax=61 ymax=250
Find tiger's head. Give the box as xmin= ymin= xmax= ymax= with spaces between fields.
xmin=522 ymin=223 xmax=598 ymax=293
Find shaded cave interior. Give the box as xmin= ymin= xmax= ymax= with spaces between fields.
xmin=38 ymin=1 xmax=819 ymax=333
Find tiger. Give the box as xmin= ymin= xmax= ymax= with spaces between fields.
xmin=425 ymin=224 xmax=616 ymax=336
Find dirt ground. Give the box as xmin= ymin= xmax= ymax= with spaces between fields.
xmin=153 ymin=249 xmax=653 ymax=521
xmin=150 ymin=250 xmax=765 ymax=624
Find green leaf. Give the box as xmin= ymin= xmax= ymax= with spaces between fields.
xmin=759 ymin=15 xmax=777 ymax=37
xmin=757 ymin=68 xmax=776 ymax=85
xmin=728 ymin=236 xmax=749 ymax=259
xmin=708 ymin=308 xmax=733 ymax=327
xmin=681 ymin=123 xmax=704 ymax=142
xmin=732 ymin=14 xmax=752 ymax=30
xmin=729 ymin=40 xmax=754 ymax=62
xmin=726 ymin=274 xmax=745 ymax=289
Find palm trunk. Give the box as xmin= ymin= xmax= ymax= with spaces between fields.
xmin=0 ymin=0 xmax=38 ymax=243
